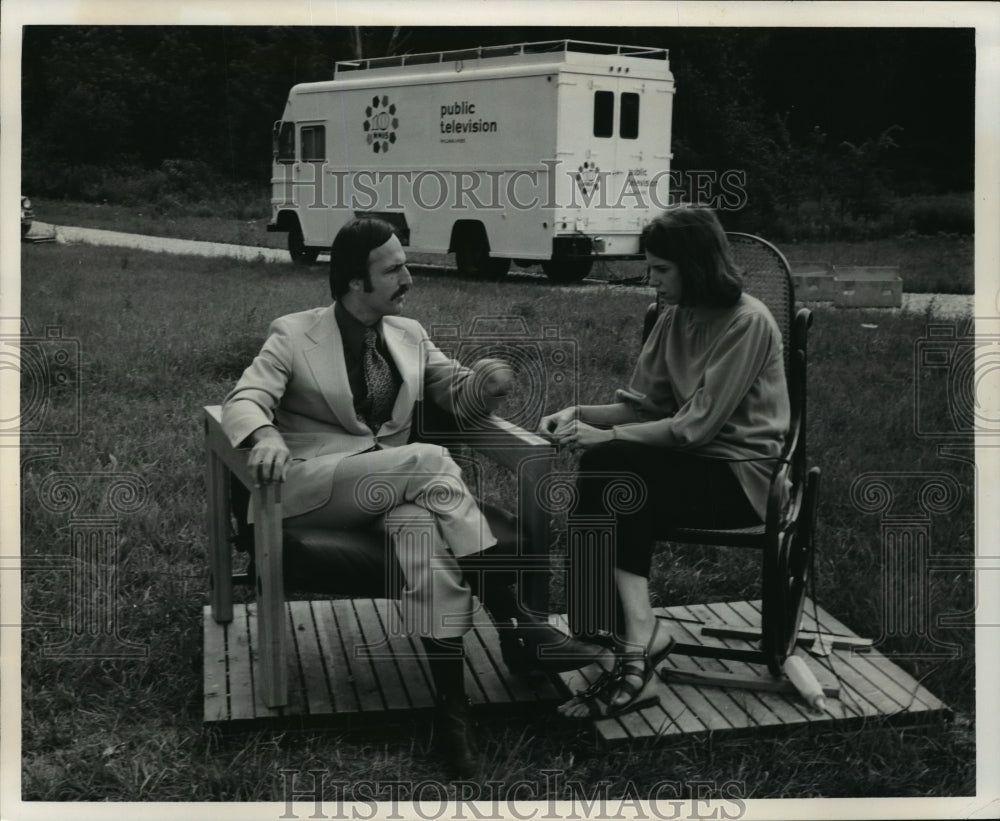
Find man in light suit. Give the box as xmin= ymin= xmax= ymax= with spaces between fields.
xmin=223 ymin=217 xmax=596 ymax=776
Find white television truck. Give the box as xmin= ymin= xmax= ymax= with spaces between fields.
xmin=268 ymin=40 xmax=674 ymax=282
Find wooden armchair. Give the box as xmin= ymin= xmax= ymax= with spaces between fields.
xmin=641 ymin=232 xmax=820 ymax=676
xmin=204 ymin=402 xmax=556 ymax=708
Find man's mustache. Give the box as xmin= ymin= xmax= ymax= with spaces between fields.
xmin=391 ymin=285 xmax=410 ymax=300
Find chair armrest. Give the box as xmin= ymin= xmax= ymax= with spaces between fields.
xmin=204 ymin=405 xmax=260 ymax=492
xmin=412 ymin=398 xmax=555 ymax=472
xmin=454 ymin=413 xmax=555 ymax=472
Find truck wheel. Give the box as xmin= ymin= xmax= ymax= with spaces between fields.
xmin=542 ymin=259 xmax=594 ymax=283
xmin=455 ymin=238 xmax=510 ymax=280
xmin=288 ymin=223 xmax=319 ymax=265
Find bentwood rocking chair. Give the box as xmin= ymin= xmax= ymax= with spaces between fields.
xmin=641 ymin=232 xmax=821 ymax=676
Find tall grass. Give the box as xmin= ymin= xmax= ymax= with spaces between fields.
xmin=18 ymin=243 xmax=974 ymax=801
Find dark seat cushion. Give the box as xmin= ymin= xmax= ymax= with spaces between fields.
xmin=282 ymin=504 xmax=520 ymax=597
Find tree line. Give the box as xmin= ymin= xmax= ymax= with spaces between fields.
xmin=21 ymin=26 xmax=974 ymax=235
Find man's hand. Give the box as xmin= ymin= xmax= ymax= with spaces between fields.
xmin=469 ymin=357 xmax=514 ymax=415
xmin=247 ymin=426 xmax=291 ymax=485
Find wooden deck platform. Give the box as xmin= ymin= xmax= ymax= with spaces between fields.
xmin=203 ymin=597 xmax=560 ymax=725
xmin=204 ymin=598 xmax=951 ymax=740
xmin=557 ymin=599 xmax=952 ymax=745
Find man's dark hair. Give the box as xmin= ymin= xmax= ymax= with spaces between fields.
xmin=329 ymin=217 xmax=397 ymax=299
xmin=641 ymin=207 xmax=743 ymax=308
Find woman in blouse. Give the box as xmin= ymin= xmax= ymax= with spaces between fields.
xmin=540 ymin=207 xmax=790 ymax=718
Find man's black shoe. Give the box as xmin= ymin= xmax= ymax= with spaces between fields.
xmin=514 ymin=622 xmax=603 ymax=673
xmin=497 ymin=630 xmax=533 ymax=676
xmin=433 ymin=693 xmax=479 ymax=779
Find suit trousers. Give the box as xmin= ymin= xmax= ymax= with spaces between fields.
xmin=284 ymin=442 xmax=497 ymax=639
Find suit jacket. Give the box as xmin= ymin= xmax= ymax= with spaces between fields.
xmin=222 ymin=304 xmax=475 ymax=520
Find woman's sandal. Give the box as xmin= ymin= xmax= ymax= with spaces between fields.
xmin=601 ymin=620 xmax=676 ymax=718
xmin=557 ymin=657 xmax=623 ymax=718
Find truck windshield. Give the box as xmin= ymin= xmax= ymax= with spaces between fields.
xmin=274 ymin=122 xmax=295 ymax=163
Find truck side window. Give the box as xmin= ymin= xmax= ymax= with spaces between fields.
xmin=593 ymin=91 xmax=614 ymax=138
xmin=275 ymin=122 xmax=295 ymax=163
xmin=300 ymin=125 xmax=326 ymax=161
xmin=620 ymin=93 xmax=639 ymax=139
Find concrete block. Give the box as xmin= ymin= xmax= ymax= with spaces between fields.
xmin=788 ymin=261 xmax=837 ymax=301
xmin=833 ymin=266 xmax=902 ymax=308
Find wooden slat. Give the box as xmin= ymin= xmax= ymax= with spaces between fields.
xmin=247 ymin=602 xmax=271 ymax=718
xmin=247 ymin=602 xmax=296 ymax=718
xmin=288 ymin=600 xmax=333 ymax=715
xmin=253 ymin=482 xmax=287 ymax=708
xmin=694 ymin=602 xmax=814 ymax=725
xmin=463 ymin=621 xmax=512 ymax=706
xmin=653 ymin=680 xmax=731 ymax=735
xmin=352 ymin=599 xmax=412 ymax=712
xmin=701 ymin=622 xmax=873 ymax=651
xmin=632 ymin=680 xmax=708 ymax=739
xmin=227 ymin=603 xmax=258 ymax=720
xmin=657 ymin=605 xmax=767 ymax=730
xmin=205 ymin=449 xmax=233 ymax=623
xmin=467 ymin=615 xmax=527 ymax=702
xmin=203 ymin=605 xmax=229 ymax=721
xmin=660 ymin=667 xmax=840 ymax=699
xmin=649 ymin=616 xmax=745 ymax=732
xmin=371 ymin=598 xmax=435 ymax=709
xmin=390 ymin=600 xmax=437 ymax=705
xmin=312 ymin=600 xmax=359 ymax=714
xmin=332 ymin=600 xmax=386 ymax=712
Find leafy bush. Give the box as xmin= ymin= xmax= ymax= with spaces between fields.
xmin=891 ymin=194 xmax=974 ymax=235
xmin=762 ymin=192 xmax=973 ymax=242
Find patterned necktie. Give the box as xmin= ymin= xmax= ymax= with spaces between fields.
xmin=362 ymin=327 xmax=395 ymax=432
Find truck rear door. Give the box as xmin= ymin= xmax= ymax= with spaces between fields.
xmin=555 ymin=73 xmax=671 ymax=256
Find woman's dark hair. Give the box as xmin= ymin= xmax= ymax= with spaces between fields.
xmin=329 ymin=217 xmax=397 ymax=299
xmin=641 ymin=207 xmax=743 ymax=307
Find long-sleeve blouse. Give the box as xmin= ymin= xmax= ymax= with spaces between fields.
xmin=613 ymin=293 xmax=790 ymax=520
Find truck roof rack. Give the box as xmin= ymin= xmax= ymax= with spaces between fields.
xmin=334 ymin=39 xmax=668 ymax=77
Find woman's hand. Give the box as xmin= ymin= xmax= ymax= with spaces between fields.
xmin=549 ymin=419 xmax=615 ymax=452
xmin=538 ymin=405 xmax=578 ymax=438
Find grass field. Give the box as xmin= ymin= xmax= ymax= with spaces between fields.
xmin=17 ymin=240 xmax=975 ymax=802
xmin=32 ymin=196 xmax=975 ymax=294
